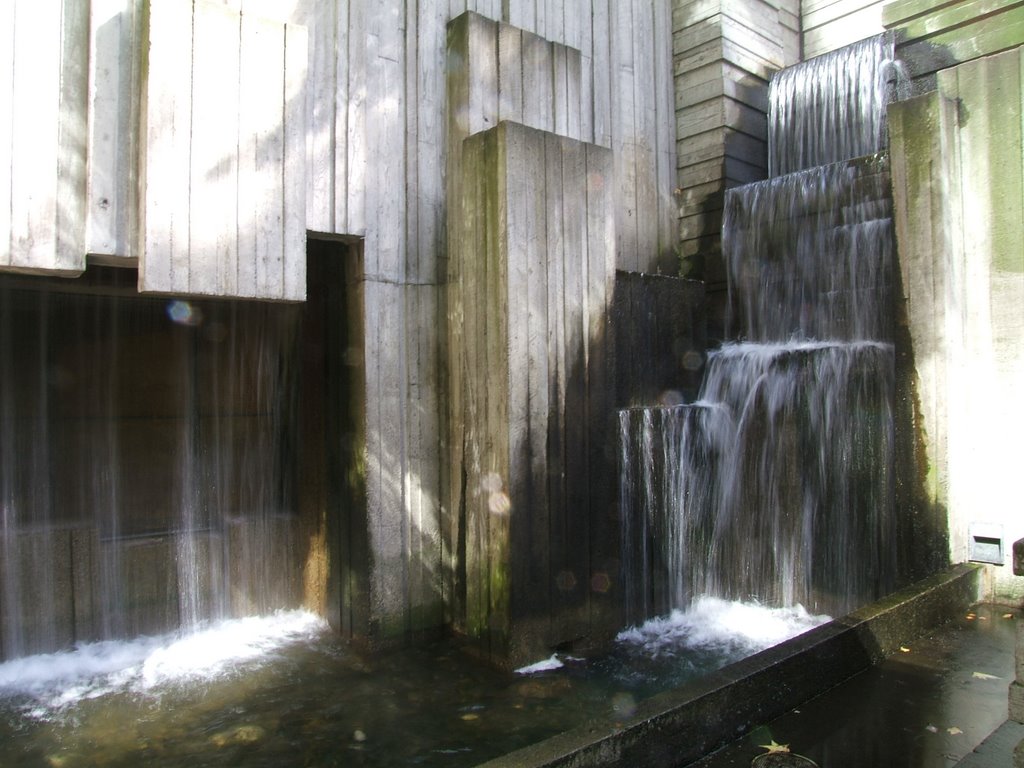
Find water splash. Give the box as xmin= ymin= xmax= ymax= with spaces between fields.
xmin=616 ymin=596 xmax=830 ymax=659
xmin=0 ymin=610 xmax=325 ymax=714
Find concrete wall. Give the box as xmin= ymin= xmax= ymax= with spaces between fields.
xmin=673 ymin=0 xmax=801 ymax=316
xmin=2 ymin=0 xmax=678 ymax=652
xmin=0 ymin=0 xmax=88 ymax=275
xmin=803 ymin=0 xmax=888 ymax=58
xmin=5 ymin=0 xmax=676 ymax=282
xmin=884 ymin=0 xmax=1024 ymax=92
xmin=889 ymin=46 xmax=1024 ymax=603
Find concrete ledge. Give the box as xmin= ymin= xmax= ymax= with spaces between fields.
xmin=1010 ymin=681 xmax=1024 ymax=724
xmin=477 ymin=564 xmax=980 ymax=768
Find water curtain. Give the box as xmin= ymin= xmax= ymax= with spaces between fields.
xmin=0 ymin=281 xmax=301 ymax=660
xmin=622 ymin=34 xmax=899 ymax=622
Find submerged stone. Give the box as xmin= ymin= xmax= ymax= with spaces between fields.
xmin=210 ymin=724 xmax=266 ymax=747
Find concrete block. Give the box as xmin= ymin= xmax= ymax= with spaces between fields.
xmin=613 ymin=272 xmax=707 ymax=407
xmin=1010 ymin=681 xmax=1024 ymax=724
xmin=1018 ymin=620 xmax=1024 ymax=682
xmin=1015 ymin=737 xmax=1024 ymax=768
xmin=1014 ymin=538 xmax=1024 ymax=576
xmin=2 ymin=0 xmax=88 ymax=275
xmin=452 ymin=121 xmax=615 ymax=666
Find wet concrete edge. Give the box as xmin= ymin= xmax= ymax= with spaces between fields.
xmin=476 ymin=564 xmax=982 ymax=768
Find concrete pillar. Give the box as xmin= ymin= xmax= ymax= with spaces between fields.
xmin=888 ymin=48 xmax=1024 ymax=600
xmin=612 ymin=272 xmax=706 ymax=407
xmin=450 ymin=121 xmax=615 ymax=666
xmin=1011 ymin=538 xmax=1024 ymax=726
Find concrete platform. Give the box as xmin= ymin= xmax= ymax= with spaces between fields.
xmin=479 ymin=564 xmax=986 ymax=767
xmin=693 ymin=602 xmax=1021 ymax=768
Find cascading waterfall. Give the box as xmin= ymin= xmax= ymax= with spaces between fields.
xmin=0 ymin=273 xmax=302 ymax=660
xmin=622 ymin=33 xmax=900 ymax=623
xmin=768 ymin=33 xmax=896 ymax=176
xmin=723 ymin=159 xmax=894 ymax=342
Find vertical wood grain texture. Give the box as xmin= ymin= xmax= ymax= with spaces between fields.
xmin=414 ymin=0 xmax=447 ymax=284
xmin=88 ymin=0 xmax=143 ymax=259
xmin=444 ymin=6 xmax=676 ymax=658
xmin=3 ymin=0 xmax=87 ymax=274
xmin=591 ymin=0 xmax=611 ymax=147
xmin=453 ymin=122 xmax=614 ymax=664
xmin=653 ymin=0 xmax=677 ymax=266
xmin=557 ymin=134 xmax=589 ymax=637
xmin=81 ymin=1 xmax=676 ymax=280
xmin=139 ymin=0 xmax=193 ymax=292
xmin=507 ymin=0 xmax=535 ymax=30
xmin=139 ymin=0 xmax=306 ymax=299
xmin=346 ymin=0 xmax=368 ymax=235
xmin=28 ymin=0 xmax=681 ymax=281
xmin=404 ymin=283 xmax=444 ymax=632
xmin=283 ymin=22 xmax=309 ymax=299
xmin=10 ymin=0 xmax=62 ymax=270
xmin=498 ymin=23 xmax=525 ymax=123
xmin=522 ymin=31 xmax=555 ymax=131
xmin=240 ymin=14 xmax=280 ymax=295
xmin=190 ymin=2 xmax=241 ymax=296
xmin=406 ymin=0 xmax=421 ymax=283
xmin=0 ymin=1 xmax=13 ymax=264
xmin=364 ymin=0 xmax=406 ymax=282
xmin=503 ymin=122 xmax=545 ymax=646
xmin=543 ymin=131 xmax=567 ymax=641
xmin=555 ymin=45 xmax=574 ymax=137
xmin=301 ymin=0 xmax=341 ymax=234
xmin=584 ymin=138 xmax=616 ymax=629
xmin=406 ymin=1 xmax=446 ymax=637
xmin=632 ymin=0 xmax=659 ymax=268
xmin=610 ymin=0 xmax=638 ymax=271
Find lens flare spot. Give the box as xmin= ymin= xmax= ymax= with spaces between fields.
xmin=555 ymin=570 xmax=577 ymax=592
xmin=167 ymin=300 xmax=201 ymax=326
xmin=488 ymin=491 xmax=511 ymax=516
xmin=590 ymin=572 xmax=612 ymax=594
xmin=481 ymin=472 xmax=503 ymax=493
xmin=657 ymin=389 xmax=684 ymax=406
xmin=611 ymin=692 xmax=636 ymax=719
xmin=681 ymin=349 xmax=703 ymax=371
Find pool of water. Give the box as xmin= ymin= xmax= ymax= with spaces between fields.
xmin=0 ymin=599 xmax=829 ymax=768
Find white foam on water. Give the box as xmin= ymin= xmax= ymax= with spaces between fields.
xmin=514 ymin=654 xmax=564 ymax=675
xmin=616 ymin=596 xmax=831 ymax=659
xmin=0 ymin=610 xmax=326 ymax=712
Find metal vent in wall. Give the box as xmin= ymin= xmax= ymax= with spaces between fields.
xmin=969 ymin=523 xmax=1004 ymax=565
